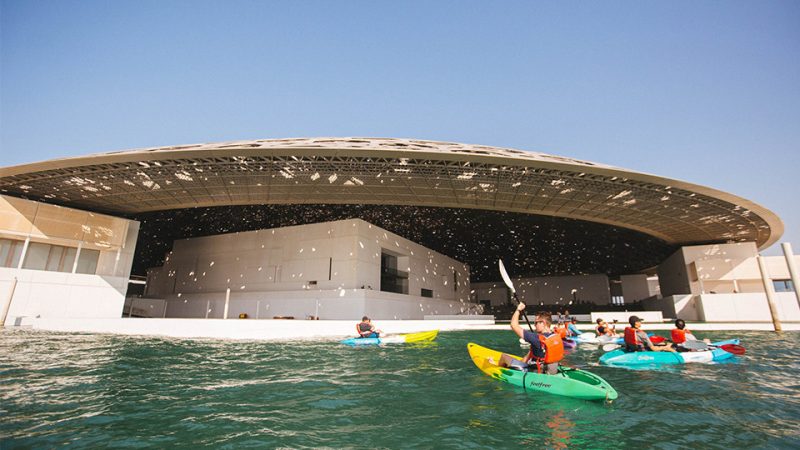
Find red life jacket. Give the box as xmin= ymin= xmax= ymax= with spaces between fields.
xmin=624 ymin=326 xmax=639 ymax=346
xmin=671 ymin=328 xmax=689 ymax=344
xmin=526 ymin=333 xmax=564 ymax=365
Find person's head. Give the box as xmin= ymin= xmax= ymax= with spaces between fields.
xmin=570 ymin=317 xmax=577 ymax=324
xmin=596 ymin=318 xmax=604 ymax=325
xmin=361 ymin=316 xmax=370 ymax=322
xmin=534 ymin=314 xmax=551 ymax=332
xmin=675 ymin=319 xmax=686 ymax=330
xmin=629 ymin=315 xmax=643 ymax=328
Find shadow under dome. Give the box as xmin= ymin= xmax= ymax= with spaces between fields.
xmin=132 ymin=204 xmax=679 ymax=282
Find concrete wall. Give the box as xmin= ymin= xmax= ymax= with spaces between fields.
xmin=620 ymin=274 xmax=653 ymax=303
xmin=513 ymin=273 xmax=611 ymax=307
xmin=696 ymin=292 xmax=800 ymax=322
xmin=470 ymin=282 xmax=509 ymax=306
xmin=655 ymin=242 xmax=800 ymax=322
xmin=0 ymin=195 xmax=139 ymax=325
xmin=144 ymin=219 xmax=476 ymax=320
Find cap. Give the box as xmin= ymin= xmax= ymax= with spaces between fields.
xmin=628 ymin=315 xmax=643 ymax=326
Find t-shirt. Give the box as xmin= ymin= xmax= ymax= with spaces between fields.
xmin=635 ymin=329 xmax=653 ymax=348
xmin=522 ymin=330 xmax=548 ymax=359
xmin=567 ymin=323 xmax=581 ymax=335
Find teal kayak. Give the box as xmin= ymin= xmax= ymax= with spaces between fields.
xmin=468 ymin=343 xmax=618 ymax=401
xmin=600 ymin=339 xmax=740 ymax=366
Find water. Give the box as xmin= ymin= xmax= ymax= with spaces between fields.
xmin=2 ymin=329 xmax=798 ymax=449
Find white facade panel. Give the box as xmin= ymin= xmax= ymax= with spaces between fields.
xmin=144 ymin=219 xmax=476 ymax=320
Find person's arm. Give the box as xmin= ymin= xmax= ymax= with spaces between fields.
xmin=510 ymin=302 xmax=526 ymax=339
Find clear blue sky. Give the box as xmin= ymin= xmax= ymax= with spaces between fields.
xmin=2 ymin=0 xmax=798 ymax=255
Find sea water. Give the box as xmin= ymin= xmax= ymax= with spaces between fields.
xmin=2 ymin=328 xmax=798 ymax=449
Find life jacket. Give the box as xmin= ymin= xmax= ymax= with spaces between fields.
xmin=526 ymin=333 xmax=564 ymax=371
xmin=556 ymin=324 xmax=568 ymax=339
xmin=624 ymin=326 xmax=644 ymax=352
xmin=671 ymin=328 xmax=689 ymax=344
xmin=358 ymin=322 xmax=373 ymax=337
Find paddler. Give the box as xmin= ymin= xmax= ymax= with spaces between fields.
xmin=671 ymin=319 xmax=701 ymax=351
xmin=356 ymin=316 xmax=382 ymax=338
xmin=502 ymin=302 xmax=564 ymax=374
xmin=624 ymin=315 xmax=675 ymax=353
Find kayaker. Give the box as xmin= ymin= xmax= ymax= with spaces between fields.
xmin=567 ymin=317 xmax=582 ymax=337
xmin=554 ymin=321 xmax=569 ymax=339
xmin=595 ymin=318 xmax=617 ymax=337
xmin=671 ymin=319 xmax=697 ymax=350
xmin=624 ymin=315 xmax=675 ymax=353
xmin=505 ymin=302 xmax=564 ymax=374
xmin=356 ymin=316 xmax=382 ymax=338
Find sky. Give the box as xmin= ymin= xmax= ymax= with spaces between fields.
xmin=1 ymin=0 xmax=798 ymax=255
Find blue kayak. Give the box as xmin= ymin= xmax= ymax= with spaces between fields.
xmin=600 ymin=339 xmax=740 ymax=366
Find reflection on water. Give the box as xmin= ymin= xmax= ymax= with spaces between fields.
xmin=1 ymin=329 xmax=798 ymax=448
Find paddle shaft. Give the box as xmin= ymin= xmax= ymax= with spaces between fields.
xmin=513 ymin=292 xmax=535 ymax=333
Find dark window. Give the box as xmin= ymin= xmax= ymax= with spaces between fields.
xmin=380 ymin=251 xmax=408 ymax=294
xmin=774 ymin=280 xmax=795 ymax=293
xmin=421 ymin=288 xmax=433 ymax=298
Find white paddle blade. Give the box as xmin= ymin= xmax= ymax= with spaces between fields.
xmin=498 ymin=259 xmax=516 ymax=294
xmin=602 ymin=343 xmax=621 ymax=352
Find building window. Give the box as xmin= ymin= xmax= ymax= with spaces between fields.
xmin=421 ymin=288 xmax=433 ymax=298
xmin=0 ymin=238 xmax=24 ymax=268
xmin=773 ymin=280 xmax=795 ymax=293
xmin=611 ymin=295 xmax=625 ymax=305
xmin=20 ymin=242 xmax=98 ymax=274
xmin=75 ymin=249 xmax=100 ymax=274
xmin=380 ymin=251 xmax=408 ymax=295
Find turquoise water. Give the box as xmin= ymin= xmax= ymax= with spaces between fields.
xmin=2 ymin=329 xmax=798 ymax=449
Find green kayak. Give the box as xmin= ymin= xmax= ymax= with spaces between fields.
xmin=468 ymin=342 xmax=618 ymax=401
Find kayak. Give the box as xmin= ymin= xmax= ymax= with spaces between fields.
xmin=341 ymin=329 xmax=438 ymax=346
xmin=599 ymin=339 xmax=740 ymax=366
xmin=467 ymin=342 xmax=618 ymax=401
xmin=576 ymin=334 xmax=622 ymax=345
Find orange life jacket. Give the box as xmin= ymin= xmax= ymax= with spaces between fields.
xmin=671 ymin=328 xmax=689 ymax=344
xmin=556 ymin=324 xmax=568 ymax=339
xmin=526 ymin=333 xmax=564 ymax=365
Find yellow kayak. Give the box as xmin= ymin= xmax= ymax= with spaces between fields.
xmin=341 ymin=329 xmax=439 ymax=345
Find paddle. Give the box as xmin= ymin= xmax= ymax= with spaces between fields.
xmin=602 ymin=343 xmax=622 ymax=352
xmin=681 ymin=340 xmax=746 ymax=355
xmin=498 ymin=259 xmax=534 ymax=333
xmin=649 ymin=335 xmax=666 ymax=344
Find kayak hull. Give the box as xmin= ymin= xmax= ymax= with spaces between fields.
xmin=468 ymin=342 xmax=618 ymax=401
xmin=576 ymin=334 xmax=622 ymax=345
xmin=341 ymin=329 xmax=439 ymax=346
xmin=599 ymin=339 xmax=740 ymax=366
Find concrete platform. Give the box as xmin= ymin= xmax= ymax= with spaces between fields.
xmin=9 ymin=316 xmax=799 ymax=341
xmin=18 ymin=317 xmax=498 ymax=341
